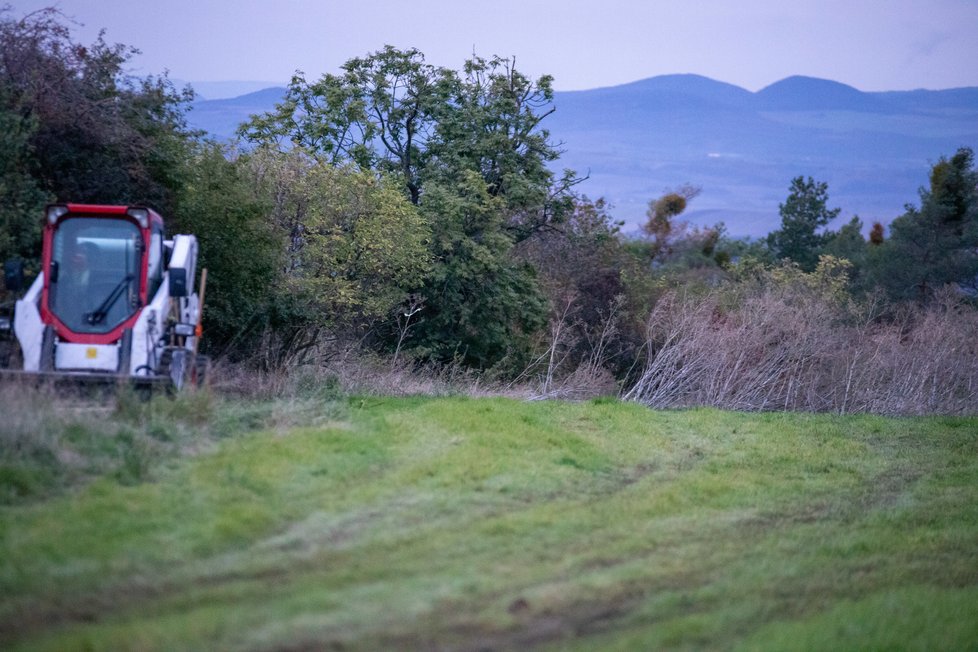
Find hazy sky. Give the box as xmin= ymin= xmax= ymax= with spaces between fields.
xmin=9 ymin=0 xmax=978 ymax=92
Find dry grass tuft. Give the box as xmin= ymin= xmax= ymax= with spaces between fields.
xmin=625 ymin=283 xmax=978 ymax=415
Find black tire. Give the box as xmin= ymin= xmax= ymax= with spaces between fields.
xmin=40 ymin=325 xmax=55 ymax=372
xmin=158 ymin=346 xmax=190 ymax=390
xmin=193 ymin=354 xmax=211 ymax=388
xmin=0 ymin=339 xmax=11 ymax=368
xmin=117 ymin=328 xmax=133 ymax=375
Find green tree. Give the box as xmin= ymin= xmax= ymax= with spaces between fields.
xmin=242 ymin=48 xmax=576 ymax=238
xmin=823 ymin=216 xmax=868 ymax=285
xmin=767 ymin=176 xmax=841 ymax=272
xmin=241 ymin=46 xmax=453 ymax=205
xmin=410 ymin=171 xmax=548 ymax=370
xmin=242 ymin=47 xmax=574 ymax=371
xmin=176 ymin=146 xmax=433 ymax=366
xmin=276 ymin=154 xmax=432 ymax=327
xmin=428 ymin=54 xmax=580 ymax=241
xmin=0 ymin=7 xmax=196 ymax=261
xmin=872 ymin=148 xmax=978 ymax=301
xmin=0 ymin=100 xmax=47 ymax=268
xmin=258 ymin=148 xmax=433 ymax=366
xmin=170 ymin=143 xmax=280 ymax=357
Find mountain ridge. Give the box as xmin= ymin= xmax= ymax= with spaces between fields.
xmin=186 ymin=74 xmax=978 ymax=237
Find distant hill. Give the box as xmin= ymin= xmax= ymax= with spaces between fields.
xmin=180 ymin=80 xmax=284 ymax=100
xmin=755 ymin=76 xmax=882 ymax=111
xmin=186 ymin=74 xmax=978 ymax=237
xmin=188 ymin=87 xmax=288 ymax=137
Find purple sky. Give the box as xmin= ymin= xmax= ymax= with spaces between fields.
xmin=10 ymin=0 xmax=978 ymax=93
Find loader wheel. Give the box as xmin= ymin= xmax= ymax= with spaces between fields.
xmin=158 ymin=347 xmax=171 ymax=373
xmin=40 ymin=325 xmax=55 ymax=372
xmin=117 ymin=328 xmax=133 ymax=375
xmin=0 ymin=339 xmax=11 ymax=368
xmin=193 ymin=354 xmax=211 ymax=388
xmin=158 ymin=347 xmax=190 ymax=390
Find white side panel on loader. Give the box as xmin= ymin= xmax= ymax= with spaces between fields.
xmin=130 ymin=275 xmax=172 ymax=376
xmin=14 ymin=274 xmax=44 ymax=372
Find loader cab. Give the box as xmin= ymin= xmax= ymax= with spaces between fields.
xmin=41 ymin=204 xmax=164 ymax=344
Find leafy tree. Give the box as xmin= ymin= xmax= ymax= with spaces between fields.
xmin=243 ymin=47 xmax=575 ymax=371
xmin=428 ymin=54 xmax=580 ymax=241
xmin=176 ymin=146 xmax=434 ymax=366
xmin=0 ymin=6 xmax=196 ymax=261
xmin=265 ymin=149 xmax=433 ymax=366
xmin=872 ymin=147 xmax=978 ymax=301
xmin=0 ymin=98 xmax=47 ymax=268
xmin=170 ymin=143 xmax=280 ymax=357
xmin=823 ymin=216 xmax=868 ymax=285
xmin=241 ymin=46 xmax=453 ymax=206
xmin=273 ymin=153 xmax=432 ymax=326
xmin=242 ymin=48 xmax=577 ymax=238
xmin=767 ymin=176 xmax=841 ymax=272
xmin=409 ymin=171 xmax=547 ymax=370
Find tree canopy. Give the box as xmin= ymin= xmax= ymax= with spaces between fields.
xmin=873 ymin=147 xmax=978 ymax=301
xmin=0 ymin=6 xmax=196 ymax=265
xmin=241 ymin=47 xmax=580 ymax=368
xmin=767 ymin=176 xmax=841 ymax=271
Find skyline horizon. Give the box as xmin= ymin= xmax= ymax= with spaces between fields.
xmin=8 ymin=1 xmax=978 ymax=97
xmin=183 ymin=71 xmax=978 ymax=102
xmin=184 ymin=70 xmax=978 ymax=238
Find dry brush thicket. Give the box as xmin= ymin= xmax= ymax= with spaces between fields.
xmin=623 ymin=263 xmax=978 ymax=415
xmin=225 ymin=262 xmax=977 ymax=415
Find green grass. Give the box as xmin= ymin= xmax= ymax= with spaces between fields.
xmin=1 ymin=395 xmax=977 ymax=650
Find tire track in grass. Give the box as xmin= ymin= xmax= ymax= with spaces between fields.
xmin=3 ymin=400 xmax=976 ymax=650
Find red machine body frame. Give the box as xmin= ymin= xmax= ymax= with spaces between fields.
xmin=38 ymin=204 xmax=164 ymax=345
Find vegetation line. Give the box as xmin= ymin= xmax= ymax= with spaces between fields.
xmin=1 ymin=7 xmax=976 ymax=414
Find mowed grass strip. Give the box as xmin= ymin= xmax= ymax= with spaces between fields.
xmin=1 ymin=397 xmax=976 ymax=650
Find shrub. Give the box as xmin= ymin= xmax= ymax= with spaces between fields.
xmin=624 ymin=259 xmax=978 ymax=415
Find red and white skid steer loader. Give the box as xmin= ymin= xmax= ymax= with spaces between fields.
xmin=0 ymin=203 xmax=208 ymax=389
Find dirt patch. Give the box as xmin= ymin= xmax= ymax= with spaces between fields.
xmin=855 ymin=465 xmax=922 ymax=512
xmin=0 ymin=562 xmax=295 ymax=647
xmin=374 ymin=592 xmax=646 ymax=652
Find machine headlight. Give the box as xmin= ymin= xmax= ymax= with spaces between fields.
xmin=126 ymin=207 xmax=150 ymax=229
xmin=46 ymin=205 xmax=69 ymax=225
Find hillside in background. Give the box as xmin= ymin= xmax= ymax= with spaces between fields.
xmin=186 ymin=75 xmax=978 ymax=237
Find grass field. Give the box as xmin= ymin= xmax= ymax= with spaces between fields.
xmin=1 ymin=392 xmax=977 ymax=650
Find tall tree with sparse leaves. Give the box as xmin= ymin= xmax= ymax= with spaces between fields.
xmin=240 ymin=46 xmax=454 ymax=206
